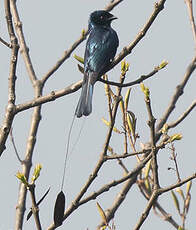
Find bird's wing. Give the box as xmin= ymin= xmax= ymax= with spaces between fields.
xmin=84 ymin=28 xmax=119 ymax=75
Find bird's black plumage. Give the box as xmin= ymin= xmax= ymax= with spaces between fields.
xmin=75 ymin=10 xmax=119 ymax=118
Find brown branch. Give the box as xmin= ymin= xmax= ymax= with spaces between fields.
xmin=134 ymin=190 xmax=159 ymax=230
xmin=0 ymin=0 xmax=19 ymax=156
xmin=158 ymin=173 xmax=196 ymax=194
xmin=0 ymin=36 xmax=11 ymax=48
xmin=28 ymin=184 xmax=42 ymax=230
xmin=15 ymin=80 xmax=82 ymax=113
xmin=81 ymin=153 xmax=153 ymax=206
xmin=42 ymin=0 xmax=165 ymax=87
xmin=134 ymin=173 xmax=196 ymax=230
xmin=99 ymin=66 xmax=160 ymax=87
xmin=48 ymin=73 xmax=126 ymax=230
xmin=155 ymin=55 xmax=196 ymax=134
xmin=145 ymin=94 xmax=160 ymax=189
xmin=169 ymin=143 xmax=181 ymax=182
xmin=167 ymin=99 xmax=196 ymax=129
xmin=104 ymin=0 xmax=124 ymax=11
xmin=109 ymin=0 xmax=167 ymax=70
xmin=97 ymin=176 xmax=138 ymax=230
xmin=41 ymin=0 xmax=124 ymax=85
xmin=184 ymin=0 xmax=196 ymax=48
xmin=106 ymin=143 xmax=165 ymax=160
xmin=41 ymin=35 xmax=87 ymax=84
xmin=10 ymin=0 xmax=37 ymax=84
xmin=138 ymin=181 xmax=179 ymax=229
xmin=15 ymin=66 xmax=159 ymax=113
xmin=10 ymin=128 xmax=22 ymax=163
xmin=15 ymin=88 xmax=42 ymax=229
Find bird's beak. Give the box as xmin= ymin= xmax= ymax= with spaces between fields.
xmin=109 ymin=15 xmax=118 ymax=21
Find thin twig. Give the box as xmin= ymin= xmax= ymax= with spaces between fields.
xmin=167 ymin=99 xmax=196 ymax=129
xmin=9 ymin=128 xmax=22 ymax=163
xmin=41 ymin=0 xmax=125 ymax=85
xmin=99 ymin=66 xmax=159 ymax=87
xmin=184 ymin=0 xmax=196 ymax=48
xmin=144 ymin=92 xmax=160 ymax=189
xmin=0 ymin=0 xmax=19 ymax=156
xmin=104 ymin=0 xmax=124 ymax=11
xmin=15 ymin=80 xmax=82 ymax=113
xmin=10 ymin=0 xmax=37 ymax=84
xmin=158 ymin=173 xmax=196 ymax=194
xmin=15 ymin=66 xmax=158 ymax=113
xmin=0 ymin=36 xmax=11 ymax=48
xmin=169 ymin=143 xmax=181 ymax=182
xmin=155 ymin=55 xmax=196 ymax=134
xmin=28 ymin=184 xmax=42 ymax=230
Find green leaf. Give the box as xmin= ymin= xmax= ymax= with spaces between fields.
xmin=171 ymin=190 xmax=180 ymax=214
xmin=96 ymin=202 xmax=108 ymax=226
xmin=169 ymin=134 xmax=182 ymax=142
xmin=158 ymin=60 xmax=168 ymax=69
xmin=102 ymin=117 xmax=121 ymax=134
xmin=73 ymin=54 xmax=84 ymax=64
xmin=144 ymin=159 xmax=151 ymax=178
xmin=186 ymin=180 xmax=192 ymax=196
xmin=16 ymin=172 xmax=29 ymax=187
xmin=124 ymin=88 xmax=131 ymax=110
xmin=127 ymin=111 xmax=137 ymax=138
xmin=32 ymin=163 xmax=42 ymax=183
xmin=140 ymin=83 xmax=150 ymax=100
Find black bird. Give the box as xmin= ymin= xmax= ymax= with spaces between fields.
xmin=75 ymin=10 xmax=119 ymax=118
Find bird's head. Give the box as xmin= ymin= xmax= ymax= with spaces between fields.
xmin=89 ymin=10 xmax=117 ymax=28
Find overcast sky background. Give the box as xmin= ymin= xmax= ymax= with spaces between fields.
xmin=0 ymin=0 xmax=196 ymax=229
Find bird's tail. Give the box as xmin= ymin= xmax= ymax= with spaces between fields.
xmin=75 ymin=73 xmax=97 ymax=118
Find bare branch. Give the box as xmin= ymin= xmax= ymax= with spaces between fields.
xmin=41 ymin=35 xmax=87 ymax=84
xmin=10 ymin=0 xmax=37 ymax=84
xmin=167 ymin=99 xmax=196 ymax=129
xmin=156 ymin=55 xmax=196 ymax=134
xmin=159 ymin=173 xmax=196 ymax=194
xmin=28 ymin=184 xmax=42 ymax=230
xmin=110 ymin=0 xmax=167 ymax=69
xmin=0 ymin=36 xmax=11 ymax=48
xmin=104 ymin=0 xmax=124 ymax=11
xmin=99 ymin=66 xmax=160 ymax=87
xmin=0 ymin=0 xmax=19 ymax=156
xmin=15 ymin=80 xmax=82 ymax=113
xmin=144 ymin=92 xmax=160 ymax=189
xmin=10 ymin=128 xmax=22 ymax=163
xmin=184 ymin=0 xmax=196 ymax=48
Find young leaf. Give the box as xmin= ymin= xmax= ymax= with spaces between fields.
xmin=158 ymin=60 xmax=168 ymax=69
xmin=144 ymin=178 xmax=151 ymax=195
xmin=127 ymin=111 xmax=137 ymax=138
xmin=31 ymin=163 xmax=42 ymax=183
xmin=101 ymin=118 xmax=121 ymax=134
xmin=140 ymin=83 xmax=150 ymax=100
xmin=171 ymin=190 xmax=180 ymax=214
xmin=144 ymin=159 xmax=151 ymax=179
xmin=186 ymin=180 xmax=192 ymax=196
xmin=119 ymin=99 xmax=125 ymax=114
xmin=96 ymin=202 xmax=108 ymax=226
xmin=169 ymin=134 xmax=182 ymax=142
xmin=16 ymin=172 xmax=28 ymax=187
xmin=175 ymin=188 xmax=185 ymax=201
xmin=124 ymin=88 xmax=131 ymax=111
xmin=73 ymin=54 xmax=84 ymax=64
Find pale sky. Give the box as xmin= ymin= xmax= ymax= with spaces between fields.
xmin=0 ymin=0 xmax=196 ymax=229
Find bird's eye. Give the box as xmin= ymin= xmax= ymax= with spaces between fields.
xmin=100 ymin=15 xmax=104 ymax=20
